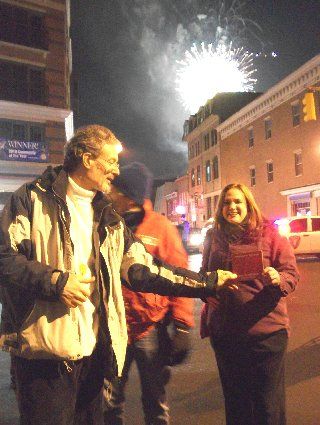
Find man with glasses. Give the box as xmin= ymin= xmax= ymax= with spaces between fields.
xmin=0 ymin=125 xmax=237 ymax=425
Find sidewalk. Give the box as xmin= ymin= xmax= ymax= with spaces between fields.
xmin=0 ymin=350 xmax=19 ymax=425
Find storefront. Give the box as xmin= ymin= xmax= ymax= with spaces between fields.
xmin=280 ymin=184 xmax=320 ymax=217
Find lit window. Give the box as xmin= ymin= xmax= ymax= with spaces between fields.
xmin=191 ymin=169 xmax=195 ymax=187
xmin=265 ymin=119 xmax=272 ymax=140
xmin=294 ymin=151 xmax=303 ymax=176
xmin=266 ymin=161 xmax=273 ymax=182
xmin=197 ymin=165 xmax=201 ymax=185
xmin=205 ymin=160 xmax=211 ymax=182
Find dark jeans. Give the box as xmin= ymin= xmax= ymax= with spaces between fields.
xmin=104 ymin=326 xmax=170 ymax=425
xmin=211 ymin=329 xmax=288 ymax=425
xmin=13 ymin=346 xmax=105 ymax=425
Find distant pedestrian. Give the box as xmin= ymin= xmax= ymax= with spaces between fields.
xmin=200 ymin=183 xmax=299 ymax=425
xmin=180 ymin=214 xmax=190 ymax=250
xmin=104 ymin=162 xmax=194 ymax=425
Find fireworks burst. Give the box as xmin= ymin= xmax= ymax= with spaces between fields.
xmin=176 ymin=42 xmax=257 ymax=113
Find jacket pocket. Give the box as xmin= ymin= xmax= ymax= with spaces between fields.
xmin=19 ymin=300 xmax=82 ymax=360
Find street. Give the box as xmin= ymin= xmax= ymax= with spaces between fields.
xmin=0 ymin=255 xmax=319 ymax=424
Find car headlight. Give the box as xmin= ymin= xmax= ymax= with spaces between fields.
xmin=189 ymin=233 xmax=204 ymax=246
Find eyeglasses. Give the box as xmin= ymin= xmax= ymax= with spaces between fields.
xmin=95 ymin=158 xmax=119 ymax=174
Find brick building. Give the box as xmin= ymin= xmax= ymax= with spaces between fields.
xmin=183 ymin=92 xmax=261 ymax=227
xmin=219 ymin=54 xmax=320 ymax=221
xmin=0 ymin=0 xmax=72 ymax=210
xmin=181 ymin=54 xmax=320 ymax=227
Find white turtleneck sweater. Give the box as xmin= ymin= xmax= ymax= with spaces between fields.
xmin=66 ymin=176 xmax=99 ymax=356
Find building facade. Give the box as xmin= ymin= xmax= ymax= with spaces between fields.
xmin=154 ymin=175 xmax=190 ymax=225
xmin=183 ymin=92 xmax=261 ymax=228
xmin=0 ymin=0 xmax=73 ymax=210
xmin=219 ymin=54 xmax=320 ymax=221
xmin=180 ymin=54 xmax=320 ymax=227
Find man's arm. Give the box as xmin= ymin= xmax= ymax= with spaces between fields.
xmin=120 ymin=225 xmax=236 ymax=299
xmin=0 ymin=188 xmax=65 ymax=300
xmin=161 ymin=219 xmax=195 ymax=327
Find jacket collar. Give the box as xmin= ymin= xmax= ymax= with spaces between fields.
xmin=32 ymin=165 xmax=122 ymax=228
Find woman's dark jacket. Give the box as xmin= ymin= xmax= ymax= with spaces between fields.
xmin=200 ymin=222 xmax=299 ymax=339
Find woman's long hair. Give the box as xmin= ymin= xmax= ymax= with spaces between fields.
xmin=215 ymin=183 xmax=264 ymax=234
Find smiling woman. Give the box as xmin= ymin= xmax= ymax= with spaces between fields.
xmin=200 ymin=182 xmax=299 ymax=425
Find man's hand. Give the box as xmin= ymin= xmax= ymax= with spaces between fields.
xmin=169 ymin=326 xmax=191 ymax=366
xmin=262 ymin=266 xmax=281 ymax=286
xmin=216 ymin=269 xmax=238 ymax=289
xmin=60 ymin=273 xmax=95 ymax=308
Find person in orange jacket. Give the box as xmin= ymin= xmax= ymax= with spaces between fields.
xmin=104 ymin=162 xmax=194 ymax=425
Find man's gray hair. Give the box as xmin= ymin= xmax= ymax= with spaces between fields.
xmin=63 ymin=125 xmax=120 ymax=173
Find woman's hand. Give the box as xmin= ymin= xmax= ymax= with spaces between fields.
xmin=262 ymin=266 xmax=281 ymax=286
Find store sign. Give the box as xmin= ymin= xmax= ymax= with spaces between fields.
xmin=0 ymin=139 xmax=48 ymax=162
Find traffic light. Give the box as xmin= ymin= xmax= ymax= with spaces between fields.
xmin=302 ymin=92 xmax=316 ymax=122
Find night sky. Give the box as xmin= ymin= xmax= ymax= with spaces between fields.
xmin=71 ymin=0 xmax=320 ymax=178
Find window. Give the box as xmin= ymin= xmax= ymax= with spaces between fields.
xmin=205 ymin=160 xmax=211 ymax=182
xmin=293 ymin=202 xmax=310 ymax=216
xmin=204 ymin=133 xmax=210 ymax=150
xmin=294 ymin=151 xmax=303 ymax=176
xmin=191 ymin=169 xmax=195 ymax=187
xmin=183 ymin=121 xmax=189 ymax=137
xmin=289 ymin=218 xmax=307 ymax=233
xmin=249 ymin=167 xmax=256 ymax=187
xmin=197 ymin=140 xmax=201 ymax=155
xmin=213 ymin=195 xmax=219 ymax=212
xmin=265 ymin=118 xmax=272 ymax=140
xmin=266 ymin=161 xmax=273 ymax=183
xmin=206 ymin=197 xmax=212 ymax=219
xmin=312 ymin=218 xmax=320 ymax=231
xmin=196 ymin=165 xmax=201 ymax=185
xmin=0 ymin=119 xmax=44 ymax=143
xmin=0 ymin=61 xmax=46 ymax=105
xmin=248 ymin=127 xmax=254 ymax=148
xmin=0 ymin=3 xmax=47 ymax=50
xmin=211 ymin=129 xmax=217 ymax=146
xmin=292 ymin=103 xmax=301 ymax=127
xmin=213 ymin=156 xmax=219 ymax=179
xmin=195 ymin=141 xmax=201 ymax=156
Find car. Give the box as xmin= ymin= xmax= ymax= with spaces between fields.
xmin=199 ymin=218 xmax=215 ymax=253
xmin=186 ymin=228 xmax=203 ymax=253
xmin=275 ymin=215 xmax=320 ymax=256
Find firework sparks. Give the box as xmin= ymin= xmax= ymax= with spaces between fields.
xmin=176 ymin=42 xmax=257 ymax=113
